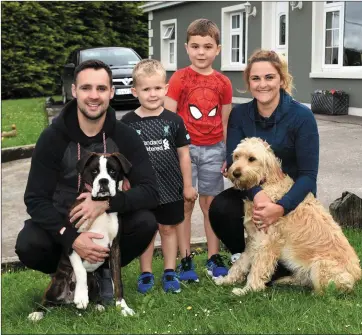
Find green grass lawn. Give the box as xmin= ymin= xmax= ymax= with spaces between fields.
xmin=1 ymin=97 xmax=49 ymax=148
xmin=2 ymin=228 xmax=362 ymax=334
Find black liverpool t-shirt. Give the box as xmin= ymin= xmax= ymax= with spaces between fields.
xmin=122 ymin=109 xmax=190 ymax=204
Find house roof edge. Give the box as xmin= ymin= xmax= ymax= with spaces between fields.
xmin=139 ymin=1 xmax=185 ymax=13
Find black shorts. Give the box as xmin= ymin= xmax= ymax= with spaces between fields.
xmin=153 ymin=199 xmax=184 ymax=225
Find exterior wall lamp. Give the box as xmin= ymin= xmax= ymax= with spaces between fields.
xmin=290 ymin=1 xmax=303 ymax=11
xmin=244 ymin=2 xmax=257 ymax=17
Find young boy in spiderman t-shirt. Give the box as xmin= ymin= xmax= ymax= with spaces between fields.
xmin=164 ymin=18 xmax=233 ymax=283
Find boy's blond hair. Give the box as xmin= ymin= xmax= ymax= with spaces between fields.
xmin=186 ymin=19 xmax=220 ymax=45
xmin=243 ymin=49 xmax=294 ymax=95
xmin=132 ymin=59 xmax=166 ymax=87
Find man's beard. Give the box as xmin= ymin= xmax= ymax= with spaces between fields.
xmin=79 ymin=105 xmax=107 ymax=121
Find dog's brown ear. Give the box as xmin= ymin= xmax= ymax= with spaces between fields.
xmin=76 ymin=151 xmax=97 ymax=174
xmin=112 ymin=152 xmax=132 ymax=175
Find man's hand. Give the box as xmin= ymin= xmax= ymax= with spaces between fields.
xmin=72 ymin=232 xmax=110 ymax=263
xmin=122 ymin=177 xmax=131 ymax=191
xmin=184 ymin=186 xmax=198 ymax=202
xmin=69 ymin=193 xmax=109 ymax=229
xmin=252 ymin=203 xmax=284 ymax=232
xmin=221 ymin=160 xmax=228 ymax=178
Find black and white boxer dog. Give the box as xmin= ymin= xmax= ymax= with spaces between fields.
xmin=28 ymin=152 xmax=134 ymax=321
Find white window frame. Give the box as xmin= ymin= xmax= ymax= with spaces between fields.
xmin=221 ymin=3 xmax=248 ymax=71
xmin=322 ymin=2 xmax=344 ymax=68
xmin=160 ymin=19 xmax=177 ymax=71
xmin=311 ymin=1 xmax=362 ymax=79
xmin=230 ymin=13 xmax=242 ymax=64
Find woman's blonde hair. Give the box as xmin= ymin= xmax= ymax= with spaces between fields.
xmin=243 ymin=49 xmax=294 ymax=95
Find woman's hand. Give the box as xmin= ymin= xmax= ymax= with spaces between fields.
xmin=252 ymin=190 xmax=283 ymax=232
xmin=69 ymin=193 xmax=109 ymax=229
xmin=253 ymin=190 xmax=272 ymax=208
xmin=253 ymin=202 xmax=284 ymax=232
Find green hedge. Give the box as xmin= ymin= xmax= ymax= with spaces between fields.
xmin=1 ymin=1 xmax=148 ymax=99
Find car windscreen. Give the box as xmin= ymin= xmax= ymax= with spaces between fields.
xmin=80 ymin=48 xmax=140 ymax=66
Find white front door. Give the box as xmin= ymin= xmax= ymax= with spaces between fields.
xmin=261 ymin=1 xmax=289 ymax=62
xmin=273 ymin=2 xmax=288 ymax=60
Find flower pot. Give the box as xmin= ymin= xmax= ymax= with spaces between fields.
xmin=311 ymin=91 xmax=349 ymax=115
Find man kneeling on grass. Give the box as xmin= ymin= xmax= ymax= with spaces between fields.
xmin=15 ymin=59 xmax=159 ymax=305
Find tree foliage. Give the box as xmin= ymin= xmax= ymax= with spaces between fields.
xmin=1 ymin=1 xmax=148 ymax=99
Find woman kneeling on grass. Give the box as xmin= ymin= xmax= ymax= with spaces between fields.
xmin=209 ymin=49 xmax=319 ymax=282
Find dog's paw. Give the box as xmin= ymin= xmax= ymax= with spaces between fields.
xmin=214 ymin=277 xmax=226 ymax=286
xmin=95 ymin=304 xmax=106 ymax=312
xmin=121 ymin=306 xmax=135 ymax=317
xmin=28 ymin=311 xmax=44 ymax=322
xmin=116 ymin=299 xmax=135 ymax=316
xmin=74 ymin=289 xmax=89 ymax=309
xmin=74 ymin=297 xmax=89 ymax=309
xmin=232 ymin=287 xmax=250 ymax=296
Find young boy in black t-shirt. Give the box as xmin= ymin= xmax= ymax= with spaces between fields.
xmin=122 ymin=59 xmax=198 ymax=293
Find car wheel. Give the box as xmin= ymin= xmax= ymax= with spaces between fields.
xmin=62 ymin=85 xmax=68 ymax=105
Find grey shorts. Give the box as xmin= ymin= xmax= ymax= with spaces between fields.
xmin=190 ymin=141 xmax=226 ymax=197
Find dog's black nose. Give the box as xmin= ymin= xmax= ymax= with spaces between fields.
xmin=233 ymin=169 xmax=242 ymax=178
xmin=99 ymin=178 xmax=109 ymax=192
xmin=99 ymin=178 xmax=109 ymax=186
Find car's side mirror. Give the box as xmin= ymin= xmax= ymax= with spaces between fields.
xmin=64 ymin=63 xmax=75 ymax=69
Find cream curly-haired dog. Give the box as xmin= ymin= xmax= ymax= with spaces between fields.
xmin=215 ymin=137 xmax=361 ymax=295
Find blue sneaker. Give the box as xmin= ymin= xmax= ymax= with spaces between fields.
xmin=206 ymin=254 xmax=229 ymax=279
xmin=162 ymin=271 xmax=181 ymax=293
xmin=177 ymin=253 xmax=199 ymax=283
xmin=137 ymin=272 xmax=154 ymax=294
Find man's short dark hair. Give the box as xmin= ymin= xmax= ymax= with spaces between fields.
xmin=74 ymin=59 xmax=113 ymax=87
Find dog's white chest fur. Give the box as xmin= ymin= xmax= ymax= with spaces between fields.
xmin=77 ymin=212 xmax=119 ymax=272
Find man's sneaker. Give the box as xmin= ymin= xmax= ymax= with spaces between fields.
xmin=95 ymin=267 xmax=114 ymax=305
xmin=206 ymin=254 xmax=229 ymax=279
xmin=137 ymin=272 xmax=155 ymax=294
xmin=162 ymin=271 xmax=181 ymax=293
xmin=176 ymin=252 xmax=199 ymax=283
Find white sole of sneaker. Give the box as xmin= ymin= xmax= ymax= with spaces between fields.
xmin=180 ymin=279 xmax=199 ymax=283
xmin=165 ymin=288 xmax=181 ymax=293
xmin=207 ymin=270 xmax=225 ymax=280
xmin=179 ymin=276 xmax=200 ymax=283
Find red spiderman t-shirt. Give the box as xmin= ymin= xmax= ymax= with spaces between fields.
xmin=167 ymin=66 xmax=232 ymax=146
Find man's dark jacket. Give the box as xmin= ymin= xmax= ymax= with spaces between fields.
xmin=24 ymin=100 xmax=159 ymax=251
